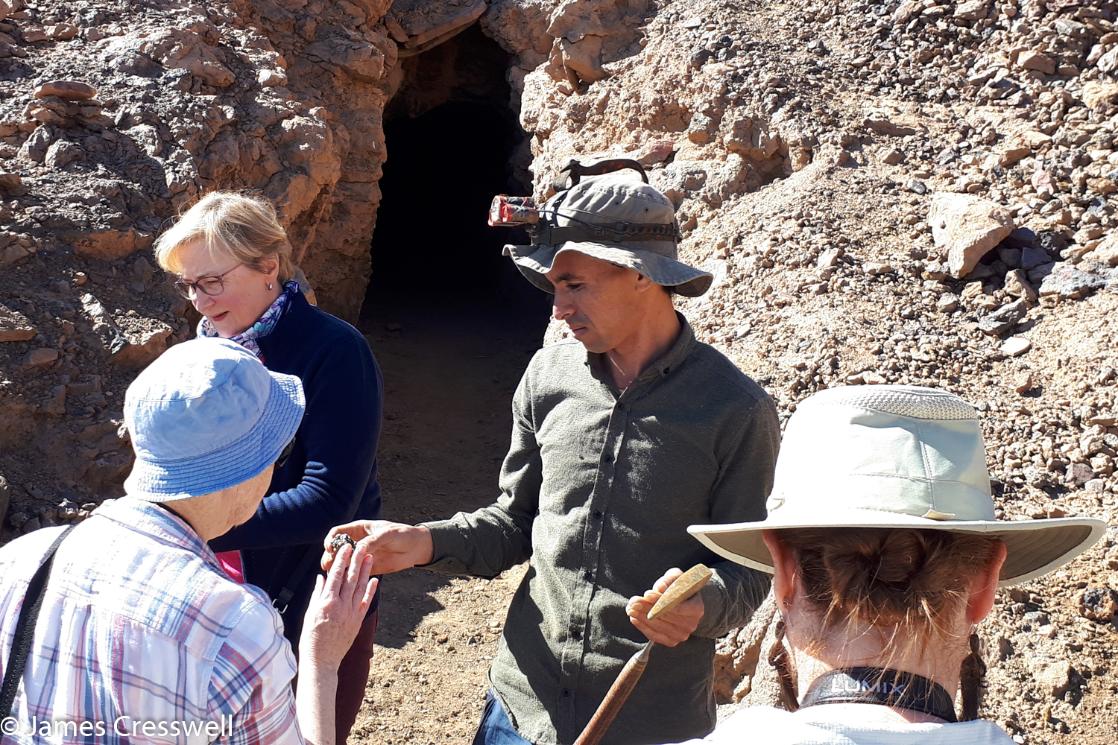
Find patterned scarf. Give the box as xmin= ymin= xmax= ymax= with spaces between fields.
xmin=198 ymin=280 xmax=300 ymax=359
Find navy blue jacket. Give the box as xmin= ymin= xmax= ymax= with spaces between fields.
xmin=210 ymin=291 xmax=382 ymax=642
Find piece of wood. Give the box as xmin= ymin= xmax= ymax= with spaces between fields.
xmin=573 ymin=643 xmax=651 ymax=745
xmin=574 ymin=564 xmax=715 ymax=745
xmin=647 ymin=564 xmax=713 ymax=621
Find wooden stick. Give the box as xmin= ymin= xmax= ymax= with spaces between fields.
xmin=573 ymin=564 xmax=714 ymax=745
xmin=573 ymin=643 xmax=652 ymax=745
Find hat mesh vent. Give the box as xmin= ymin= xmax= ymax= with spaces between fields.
xmin=823 ymin=388 xmax=977 ymax=420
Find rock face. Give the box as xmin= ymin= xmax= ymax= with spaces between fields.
xmin=2 ymin=0 xmax=1117 ymax=741
xmin=928 ymin=193 xmax=1015 ymax=278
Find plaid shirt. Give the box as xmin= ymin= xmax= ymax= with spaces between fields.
xmin=0 ymin=499 xmax=303 ymax=744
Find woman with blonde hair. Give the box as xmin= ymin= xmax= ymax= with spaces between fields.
xmin=153 ymin=192 xmax=383 ymax=743
xmin=679 ymin=385 xmax=1104 ymax=744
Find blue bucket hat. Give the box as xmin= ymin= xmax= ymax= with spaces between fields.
xmin=123 ymin=337 xmax=305 ymax=502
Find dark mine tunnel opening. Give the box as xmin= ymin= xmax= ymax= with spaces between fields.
xmin=362 ymin=24 xmax=546 ymax=319
xmin=360 ymin=24 xmax=549 ymax=533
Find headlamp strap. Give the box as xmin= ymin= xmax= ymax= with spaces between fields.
xmin=532 ymin=221 xmax=679 ymax=246
xmin=554 ymin=158 xmax=649 ymax=191
xmin=800 ymin=667 xmax=957 ymax=723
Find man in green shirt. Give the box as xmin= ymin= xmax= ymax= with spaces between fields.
xmin=326 ymin=166 xmax=780 ymax=744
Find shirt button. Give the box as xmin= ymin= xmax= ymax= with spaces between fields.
xmin=592 ymin=510 xmax=603 ymax=520
xmin=584 ymin=571 xmax=593 ymax=581
xmin=603 ymin=454 xmax=614 ymax=464
xmin=562 ymin=688 xmax=571 ymax=697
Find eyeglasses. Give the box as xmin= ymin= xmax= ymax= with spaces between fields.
xmin=172 ymin=264 xmax=242 ymax=299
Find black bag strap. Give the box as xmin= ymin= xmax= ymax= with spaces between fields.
xmin=271 ymin=544 xmax=322 ymax=615
xmin=1 ymin=524 xmax=77 ymax=717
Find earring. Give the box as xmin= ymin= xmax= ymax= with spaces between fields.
xmin=958 ymin=632 xmax=986 ymax=721
xmin=267 ymin=282 xmax=274 ymax=291
xmin=767 ymin=618 xmax=799 ymax=711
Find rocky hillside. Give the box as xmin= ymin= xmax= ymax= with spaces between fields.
xmin=1 ymin=0 xmax=1115 ymax=740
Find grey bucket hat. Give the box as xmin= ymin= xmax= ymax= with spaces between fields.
xmin=502 ymin=172 xmax=714 ymax=297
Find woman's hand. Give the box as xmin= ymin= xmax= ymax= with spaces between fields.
xmin=626 ymin=568 xmax=705 ymax=647
xmin=321 ymin=520 xmax=434 ymax=575
xmin=299 ymin=543 xmax=378 ymax=669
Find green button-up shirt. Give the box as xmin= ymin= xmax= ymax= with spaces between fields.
xmin=424 ymin=317 xmax=780 ymax=745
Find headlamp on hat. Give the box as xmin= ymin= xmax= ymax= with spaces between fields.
xmin=487 ymin=158 xmax=681 ymax=247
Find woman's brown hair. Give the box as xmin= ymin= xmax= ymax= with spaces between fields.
xmin=778 ymin=528 xmax=1003 ymax=652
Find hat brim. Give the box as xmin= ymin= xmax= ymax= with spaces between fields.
xmin=503 ymin=241 xmax=714 ymax=297
xmin=124 ymin=370 xmax=305 ymax=502
xmin=688 ymin=508 xmax=1107 ymax=587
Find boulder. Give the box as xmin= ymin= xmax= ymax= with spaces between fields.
xmin=110 ymin=324 xmax=173 ymax=369
xmin=0 ymin=303 xmax=37 ymax=342
xmin=1000 ymin=129 xmax=1050 ymax=166
xmin=893 ymin=0 xmax=922 ymax=24
xmin=0 ymin=172 xmax=23 ymax=196
xmin=72 ymin=228 xmax=150 ymax=261
xmin=392 ymin=0 xmax=486 ymax=55
xmin=936 ymin=293 xmax=959 ymax=313
xmin=1001 ymin=336 xmax=1032 ymax=357
xmin=723 ymin=114 xmax=783 ymax=161
xmin=1097 ymin=46 xmax=1118 ymax=75
xmin=559 ymin=35 xmax=607 ymax=85
xmin=1027 ymin=261 xmax=1055 ymax=286
xmin=1080 ymin=81 xmax=1118 ymax=113
xmin=306 ymin=36 xmax=388 ymax=82
xmin=1078 ymin=587 xmax=1118 ymax=624
xmin=1035 ymin=660 xmax=1073 ymax=699
xmin=45 ymin=23 xmax=78 ymax=41
xmin=978 ymin=299 xmax=1028 ymax=336
xmin=20 ymin=126 xmax=54 ymax=163
xmin=862 ymin=113 xmax=918 ymax=136
xmin=33 ymin=80 xmax=97 ymax=101
xmin=22 ymin=347 xmax=59 ymax=370
xmin=1039 ymin=263 xmax=1106 ymax=299
xmin=44 ymin=139 xmax=82 ymax=169
xmin=928 ymin=193 xmax=1014 ymax=278
xmin=1004 ymin=269 xmax=1038 ymax=303
xmin=143 ymin=30 xmax=236 ymax=88
xmin=1021 ymin=245 xmax=1051 ymax=270
xmin=953 ymin=0 xmax=989 ymax=21
xmin=1017 ymin=50 xmax=1056 ymax=75
xmin=1087 ymin=233 xmax=1118 ymax=267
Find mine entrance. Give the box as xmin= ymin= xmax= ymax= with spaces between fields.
xmin=358 ymin=24 xmax=546 ymax=655
xmin=363 ymin=23 xmax=543 ymax=315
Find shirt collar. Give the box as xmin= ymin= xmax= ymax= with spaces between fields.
xmin=584 ymin=312 xmax=696 ymax=384
xmin=94 ymin=497 xmax=218 ymax=566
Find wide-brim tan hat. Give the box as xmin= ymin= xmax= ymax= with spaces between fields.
xmin=502 ymin=172 xmax=713 ymax=297
xmin=689 ymin=385 xmax=1107 ymax=587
